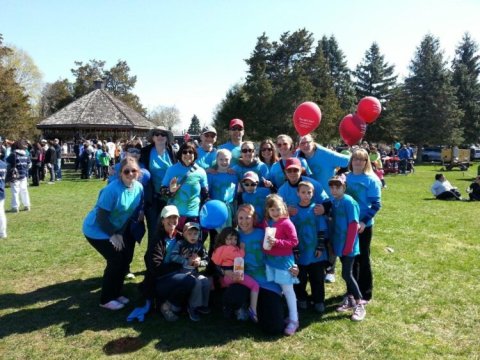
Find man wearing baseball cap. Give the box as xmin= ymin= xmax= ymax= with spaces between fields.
xmin=218 ymin=118 xmax=244 ymax=166
xmin=196 ymin=126 xmax=218 ymax=170
xmin=278 ymin=157 xmax=331 ymax=217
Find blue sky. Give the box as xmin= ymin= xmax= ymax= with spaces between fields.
xmin=2 ymin=0 xmax=479 ymax=131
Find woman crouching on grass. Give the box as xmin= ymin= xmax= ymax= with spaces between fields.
xmin=83 ymin=157 xmax=144 ymax=310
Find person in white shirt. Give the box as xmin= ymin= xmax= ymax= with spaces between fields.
xmin=431 ymin=173 xmax=462 ymax=200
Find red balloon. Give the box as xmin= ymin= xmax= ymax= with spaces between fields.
xmin=357 ymin=96 xmax=382 ymax=124
xmin=293 ymin=101 xmax=322 ymax=136
xmin=339 ymin=114 xmax=366 ymax=146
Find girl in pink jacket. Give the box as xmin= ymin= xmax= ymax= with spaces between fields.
xmin=211 ymin=227 xmax=259 ymax=322
xmin=262 ymin=194 xmax=299 ymax=336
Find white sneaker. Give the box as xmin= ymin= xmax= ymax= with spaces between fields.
xmin=125 ymin=273 xmax=135 ymax=279
xmin=100 ymin=300 xmax=124 ymax=310
xmin=325 ymin=273 xmax=336 ymax=283
xmin=351 ymin=304 xmax=366 ymax=321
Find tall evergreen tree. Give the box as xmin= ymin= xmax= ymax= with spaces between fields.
xmin=452 ymin=33 xmax=480 ymax=144
xmin=319 ymin=35 xmax=357 ymax=112
xmin=404 ymin=34 xmax=463 ymax=152
xmin=188 ymin=114 xmax=201 ymax=135
xmin=354 ymin=42 xmax=398 ymax=141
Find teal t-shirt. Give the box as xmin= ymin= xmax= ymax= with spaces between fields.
xmin=330 ymin=194 xmax=360 ymax=257
xmin=149 ymin=147 xmax=173 ymax=192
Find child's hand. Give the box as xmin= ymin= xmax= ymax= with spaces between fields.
xmin=263 ymin=178 xmax=273 ymax=188
xmin=315 ymin=249 xmax=323 ymax=258
xmin=189 ymin=255 xmax=200 ymax=267
xmin=206 ymin=168 xmax=217 ymax=174
xmin=239 ymin=242 xmax=245 ymax=250
xmin=267 ymin=236 xmax=276 ymax=247
xmin=287 ymin=206 xmax=298 ymax=216
xmin=358 ymin=222 xmax=366 ymax=234
xmin=314 ymin=204 xmax=325 ymax=215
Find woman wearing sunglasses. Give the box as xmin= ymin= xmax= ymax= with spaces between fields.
xmin=231 ymin=141 xmax=270 ymax=188
xmin=83 ymin=157 xmax=144 ymax=310
xmin=258 ymin=139 xmax=279 ymax=171
xmin=140 ymin=126 xmax=176 ymax=249
xmin=160 ymin=142 xmax=209 ymax=230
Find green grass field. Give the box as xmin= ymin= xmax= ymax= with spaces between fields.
xmin=1 ymin=164 xmax=479 ymax=359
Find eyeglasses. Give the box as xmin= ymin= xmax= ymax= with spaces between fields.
xmin=243 ymin=182 xmax=257 ymax=187
xmin=352 ymin=157 xmax=367 ymax=162
xmin=182 ymin=150 xmax=194 ymax=155
xmin=299 ymin=141 xmax=312 ymax=146
xmin=241 ymin=148 xmax=254 ymax=153
xmin=153 ymin=131 xmax=167 ymax=137
xmin=277 ymin=142 xmax=290 ymax=148
xmin=203 ymin=133 xmax=216 ymax=138
xmin=230 ymin=126 xmax=243 ymax=131
xmin=286 ymin=168 xmax=300 ymax=173
xmin=261 ymin=148 xmax=273 ymax=152
xmin=127 ymin=148 xmax=141 ymax=154
xmin=122 ymin=168 xmax=138 ymax=175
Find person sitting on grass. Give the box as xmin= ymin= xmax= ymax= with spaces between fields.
xmin=467 ymin=176 xmax=480 ymax=201
xmin=431 ymin=173 xmax=463 ymax=200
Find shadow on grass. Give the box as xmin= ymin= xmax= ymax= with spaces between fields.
xmin=0 ymin=278 xmax=348 ymax=354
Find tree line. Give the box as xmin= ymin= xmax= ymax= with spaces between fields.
xmin=1 ymin=30 xmax=479 ymax=149
xmin=213 ymin=30 xmax=480 ymax=149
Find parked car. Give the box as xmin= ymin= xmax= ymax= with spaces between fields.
xmin=421 ymin=146 xmax=443 ymax=162
xmin=470 ymin=147 xmax=480 ymax=160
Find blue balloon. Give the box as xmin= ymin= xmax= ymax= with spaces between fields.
xmin=394 ymin=142 xmax=401 ymax=150
xmin=200 ymin=200 xmax=228 ymax=229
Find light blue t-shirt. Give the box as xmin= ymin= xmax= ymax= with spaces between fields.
xmin=196 ymin=147 xmax=217 ymax=170
xmin=291 ymin=203 xmax=328 ymax=265
xmin=345 ymin=172 xmax=382 ymax=227
xmin=240 ymin=187 xmax=271 ymax=223
xmin=207 ymin=171 xmax=238 ymax=204
xmin=149 ymin=147 xmax=173 ymax=192
xmin=161 ymin=163 xmax=208 ymax=217
xmin=83 ymin=179 xmax=143 ymax=240
xmin=269 ymin=157 xmax=312 ymax=189
xmin=296 ymin=145 xmax=350 ymax=198
xmin=278 ymin=176 xmax=329 ymax=208
xmin=331 ymin=194 xmax=360 ymax=257
xmin=240 ymin=228 xmax=281 ymax=295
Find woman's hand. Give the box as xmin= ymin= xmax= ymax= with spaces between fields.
xmin=289 ymin=264 xmax=299 ymax=277
xmin=169 ymin=177 xmax=180 ymax=193
xmin=109 ymin=234 xmax=124 ymax=251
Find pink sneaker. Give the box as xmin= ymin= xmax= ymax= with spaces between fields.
xmin=284 ymin=320 xmax=299 ymax=336
xmin=336 ymin=296 xmax=355 ymax=312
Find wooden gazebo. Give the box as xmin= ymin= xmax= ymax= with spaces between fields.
xmin=37 ymin=88 xmax=155 ymax=141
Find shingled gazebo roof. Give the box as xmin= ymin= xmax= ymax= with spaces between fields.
xmin=37 ymin=89 xmax=155 ymax=138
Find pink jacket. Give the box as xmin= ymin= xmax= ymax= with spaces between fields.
xmin=262 ymin=217 xmax=298 ymax=257
xmin=212 ymin=245 xmax=245 ymax=267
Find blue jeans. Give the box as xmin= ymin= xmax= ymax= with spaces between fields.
xmin=55 ymin=159 xmax=62 ymax=179
xmin=155 ymin=272 xmax=196 ymax=308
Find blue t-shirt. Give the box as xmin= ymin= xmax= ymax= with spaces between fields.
xmin=196 ymin=147 xmax=217 ymax=170
xmin=278 ymin=176 xmax=329 ymax=208
xmin=239 ymin=187 xmax=271 ymax=223
xmin=164 ymin=237 xmax=178 ymax=263
xmin=149 ymin=147 xmax=173 ymax=192
xmin=291 ymin=203 xmax=328 ymax=265
xmin=82 ymin=179 xmax=143 ymax=240
xmin=218 ymin=141 xmax=242 ymax=166
xmin=331 ymin=194 xmax=360 ymax=257
xmin=346 ymin=172 xmax=382 ymax=227
xmin=231 ymin=161 xmax=269 ymax=184
xmin=296 ymin=145 xmax=350 ymax=198
xmin=240 ymin=228 xmax=281 ymax=295
xmin=162 ymin=163 xmax=208 ymax=217
xmin=207 ymin=171 xmax=238 ymax=204
xmin=269 ymin=157 xmax=312 ymax=189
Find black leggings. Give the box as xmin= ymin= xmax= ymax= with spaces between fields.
xmin=353 ymin=226 xmax=373 ymax=301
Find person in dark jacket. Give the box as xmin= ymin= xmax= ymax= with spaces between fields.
xmin=44 ymin=141 xmax=57 ymax=183
xmin=30 ymin=142 xmax=44 ymax=186
xmin=0 ymin=159 xmax=7 ymax=237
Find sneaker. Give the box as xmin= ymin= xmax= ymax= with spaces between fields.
xmin=160 ymin=301 xmax=178 ymax=322
xmin=235 ymin=306 xmax=249 ymax=321
xmin=336 ymin=296 xmax=355 ymax=313
xmin=248 ymin=307 xmax=258 ymax=323
xmin=314 ymin=302 xmax=325 ymax=314
xmin=351 ymin=304 xmax=366 ymax=321
xmin=196 ymin=306 xmax=211 ymax=315
xmin=325 ymin=273 xmax=336 ymax=283
xmin=100 ymin=300 xmax=124 ymax=310
xmin=116 ymin=296 xmax=130 ymax=305
xmin=125 ymin=273 xmax=136 ymax=280
xmin=187 ymin=307 xmax=200 ymax=322
xmin=24 ymin=206 xmax=30 ymax=211
xmin=297 ymin=300 xmax=308 ymax=310
xmin=284 ymin=320 xmax=299 ymax=336
xmin=10 ymin=208 xmax=19 ymax=213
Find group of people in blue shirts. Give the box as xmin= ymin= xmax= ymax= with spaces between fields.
xmin=82 ymin=119 xmax=382 ymax=336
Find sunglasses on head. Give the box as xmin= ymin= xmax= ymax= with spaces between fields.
xmin=122 ymin=168 xmax=138 ymax=175
xmin=230 ymin=126 xmax=243 ymax=131
xmin=241 ymin=148 xmax=254 ymax=153
xmin=182 ymin=150 xmax=194 ymax=155
xmin=261 ymin=147 xmax=273 ymax=152
xmin=243 ymin=182 xmax=257 ymax=187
